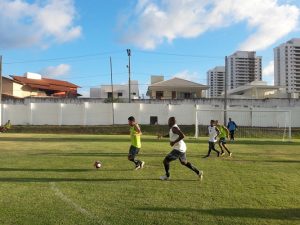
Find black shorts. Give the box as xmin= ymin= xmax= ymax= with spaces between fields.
xmin=219 ymin=137 xmax=227 ymax=144
xmin=165 ymin=149 xmax=187 ymax=162
xmin=128 ymin=145 xmax=140 ymax=157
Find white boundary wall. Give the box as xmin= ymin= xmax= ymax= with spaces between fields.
xmin=1 ymin=102 xmax=300 ymax=127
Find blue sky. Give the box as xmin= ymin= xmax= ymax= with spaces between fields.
xmin=1 ymin=0 xmax=300 ymax=97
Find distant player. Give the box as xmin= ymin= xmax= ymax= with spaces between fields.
xmin=227 ymin=118 xmax=238 ymax=142
xmin=160 ymin=117 xmax=203 ymax=181
xmin=216 ymin=120 xmax=232 ymax=157
xmin=0 ymin=120 xmax=12 ymax=133
xmin=203 ymin=120 xmax=220 ymax=158
xmin=128 ymin=116 xmax=145 ymax=170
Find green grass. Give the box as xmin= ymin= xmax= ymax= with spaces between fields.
xmin=0 ymin=134 xmax=299 ymax=225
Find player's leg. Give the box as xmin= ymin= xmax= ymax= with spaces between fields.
xmin=211 ymin=142 xmax=220 ymax=156
xmin=179 ymin=153 xmax=203 ymax=179
xmin=128 ymin=146 xmax=142 ymax=169
xmin=230 ymin=131 xmax=234 ymax=141
xmin=160 ymin=150 xmax=178 ymax=180
xmin=219 ymin=139 xmax=225 ymax=156
xmin=203 ymin=142 xmax=212 ymax=158
xmin=222 ymin=142 xmax=231 ymax=154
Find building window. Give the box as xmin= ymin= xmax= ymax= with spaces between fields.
xmin=132 ymin=92 xmax=136 ymax=95
xmin=118 ymin=92 xmax=122 ymax=97
xmin=184 ymin=92 xmax=191 ymax=99
xmin=156 ymin=91 xmax=164 ymax=99
xmin=107 ymin=92 xmax=112 ymax=98
xmin=150 ymin=116 xmax=158 ymax=125
xmin=172 ymin=91 xmax=176 ymax=99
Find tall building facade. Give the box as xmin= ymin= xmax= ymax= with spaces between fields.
xmin=207 ymin=66 xmax=225 ymax=97
xmin=226 ymin=51 xmax=262 ymax=90
xmin=274 ymin=38 xmax=300 ymax=97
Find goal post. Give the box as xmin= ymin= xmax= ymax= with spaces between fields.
xmin=195 ymin=108 xmax=292 ymax=141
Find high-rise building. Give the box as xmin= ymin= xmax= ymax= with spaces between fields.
xmin=226 ymin=51 xmax=262 ymax=90
xmin=274 ymin=38 xmax=300 ymax=97
xmin=207 ymin=66 xmax=225 ymax=97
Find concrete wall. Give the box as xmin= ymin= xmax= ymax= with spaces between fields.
xmin=1 ymin=102 xmax=300 ymax=127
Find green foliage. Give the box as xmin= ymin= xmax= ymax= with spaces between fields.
xmin=0 ymin=134 xmax=299 ymax=225
xmin=8 ymin=125 xmax=300 ymax=139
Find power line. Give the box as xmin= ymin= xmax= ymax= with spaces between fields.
xmin=3 ymin=50 xmax=124 ymax=65
xmin=134 ymin=50 xmax=224 ymax=59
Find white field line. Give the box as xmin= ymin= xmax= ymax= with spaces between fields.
xmin=50 ymin=182 xmax=93 ymax=218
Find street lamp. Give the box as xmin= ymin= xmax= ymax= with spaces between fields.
xmin=127 ymin=49 xmax=131 ymax=103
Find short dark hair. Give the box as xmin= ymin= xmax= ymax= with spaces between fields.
xmin=128 ymin=116 xmax=135 ymax=122
xmin=169 ymin=116 xmax=175 ymax=121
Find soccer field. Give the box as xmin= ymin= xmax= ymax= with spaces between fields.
xmin=0 ymin=134 xmax=299 ymax=225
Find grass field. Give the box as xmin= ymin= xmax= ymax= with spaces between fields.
xmin=0 ymin=133 xmax=299 ymax=225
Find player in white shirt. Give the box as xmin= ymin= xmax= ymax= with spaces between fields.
xmin=203 ymin=120 xmax=220 ymax=158
xmin=160 ymin=117 xmax=203 ymax=181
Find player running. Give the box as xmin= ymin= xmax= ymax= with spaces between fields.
xmin=216 ymin=120 xmax=232 ymax=157
xmin=203 ymin=120 xmax=220 ymax=158
xmin=160 ymin=117 xmax=203 ymax=181
xmin=128 ymin=116 xmax=145 ymax=170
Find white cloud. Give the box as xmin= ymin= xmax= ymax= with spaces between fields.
xmin=121 ymin=0 xmax=300 ymax=51
xmin=263 ymin=60 xmax=275 ymax=85
xmin=172 ymin=70 xmax=201 ymax=82
xmin=263 ymin=60 xmax=274 ymax=77
xmin=40 ymin=64 xmax=71 ymax=77
xmin=78 ymin=89 xmax=90 ymax=98
xmin=0 ymin=0 xmax=81 ymax=49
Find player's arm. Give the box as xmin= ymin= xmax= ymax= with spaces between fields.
xmin=170 ymin=127 xmax=185 ymax=146
xmin=134 ymin=124 xmax=142 ymax=135
xmin=215 ymin=127 xmax=220 ymax=136
xmin=224 ymin=126 xmax=230 ymax=138
xmin=234 ymin=122 xmax=238 ymax=129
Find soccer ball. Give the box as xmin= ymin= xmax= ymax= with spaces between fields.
xmin=94 ymin=161 xmax=102 ymax=169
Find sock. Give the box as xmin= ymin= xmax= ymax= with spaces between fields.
xmin=135 ymin=159 xmax=142 ymax=166
xmin=185 ymin=162 xmax=199 ymax=174
xmin=129 ymin=158 xmax=139 ymax=166
xmin=164 ymin=162 xmax=170 ymax=177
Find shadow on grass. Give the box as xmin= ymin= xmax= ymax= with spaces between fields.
xmin=32 ymin=152 xmax=167 ymax=158
xmin=0 ymin=177 xmax=197 ymax=183
xmin=136 ymin=207 xmax=300 ymax=220
xmin=230 ymin=159 xmax=300 ymax=164
xmin=0 ymin=168 xmax=90 ymax=172
xmin=0 ymin=137 xmax=165 ymax=143
xmin=0 ymin=168 xmax=133 ymax=172
xmin=225 ymin=140 xmax=300 ymax=146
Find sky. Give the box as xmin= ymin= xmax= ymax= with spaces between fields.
xmin=1 ymin=0 xmax=300 ymax=97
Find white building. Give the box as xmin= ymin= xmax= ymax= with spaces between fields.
xmin=90 ymin=80 xmax=139 ymax=99
xmin=226 ymin=51 xmax=262 ymax=90
xmin=147 ymin=76 xmax=208 ymax=99
xmin=207 ymin=66 xmax=225 ymax=97
xmin=222 ymin=81 xmax=287 ymax=99
xmin=274 ymin=38 xmax=300 ymax=98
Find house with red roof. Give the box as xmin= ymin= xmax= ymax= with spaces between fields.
xmin=2 ymin=72 xmax=80 ymax=98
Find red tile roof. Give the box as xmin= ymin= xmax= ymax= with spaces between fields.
xmin=12 ymin=76 xmax=80 ymax=92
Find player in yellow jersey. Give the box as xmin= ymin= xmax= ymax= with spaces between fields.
xmin=128 ymin=116 xmax=145 ymax=170
xmin=216 ymin=120 xmax=232 ymax=157
xmin=0 ymin=120 xmax=12 ymax=133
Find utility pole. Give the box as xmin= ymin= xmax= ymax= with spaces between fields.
xmin=0 ymin=55 xmax=2 ymax=126
xmin=127 ymin=49 xmax=131 ymax=103
xmin=110 ymin=57 xmax=115 ymax=125
xmin=224 ymin=56 xmax=228 ymax=125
